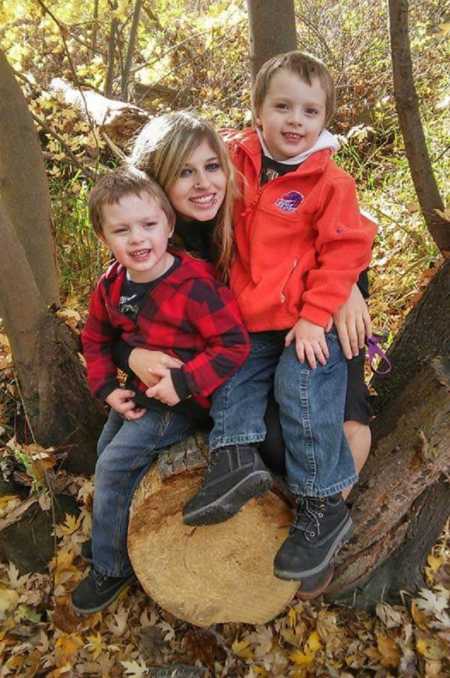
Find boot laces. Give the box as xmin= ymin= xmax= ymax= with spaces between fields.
xmin=293 ymin=496 xmax=327 ymax=541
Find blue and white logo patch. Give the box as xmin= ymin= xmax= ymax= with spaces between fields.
xmin=275 ymin=191 xmax=304 ymax=213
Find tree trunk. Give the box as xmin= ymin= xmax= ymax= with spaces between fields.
xmin=0 ymin=50 xmax=59 ymax=307
xmin=0 ymin=52 xmax=104 ymax=474
xmin=104 ymin=3 xmax=118 ymax=97
xmin=327 ymin=259 xmax=450 ymax=606
xmin=128 ymin=434 xmax=298 ymax=627
xmin=388 ymin=0 xmax=450 ymax=252
xmin=0 ymin=204 xmax=103 ymax=474
xmin=246 ymin=0 xmax=297 ymax=82
xmin=121 ymin=0 xmax=143 ymax=101
xmin=91 ymin=0 xmax=99 ymax=55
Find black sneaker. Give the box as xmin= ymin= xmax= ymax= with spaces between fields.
xmin=274 ymin=494 xmax=352 ymax=581
xmin=183 ymin=444 xmax=272 ymax=526
xmin=80 ymin=540 xmax=92 ymax=564
xmin=71 ymin=569 xmax=135 ymax=615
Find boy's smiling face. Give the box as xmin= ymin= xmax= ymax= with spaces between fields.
xmin=256 ymin=68 xmax=327 ymax=161
xmin=100 ymin=192 xmax=174 ymax=283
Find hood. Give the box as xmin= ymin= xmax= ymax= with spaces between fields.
xmin=256 ymin=128 xmax=340 ymax=165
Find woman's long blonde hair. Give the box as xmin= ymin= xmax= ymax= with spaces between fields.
xmin=129 ymin=111 xmax=236 ymax=281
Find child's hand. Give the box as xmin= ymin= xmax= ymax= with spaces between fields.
xmin=105 ymin=388 xmax=146 ymax=420
xmin=285 ymin=318 xmax=329 ymax=369
xmin=331 ymin=284 xmax=372 ymax=359
xmin=129 ymin=348 xmax=184 ymax=387
xmin=145 ymin=368 xmax=181 ymax=406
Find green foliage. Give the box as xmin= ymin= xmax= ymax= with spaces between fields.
xmin=51 ymin=176 xmax=110 ymax=301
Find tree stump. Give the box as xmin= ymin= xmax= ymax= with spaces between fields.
xmin=128 ymin=434 xmax=298 ymax=627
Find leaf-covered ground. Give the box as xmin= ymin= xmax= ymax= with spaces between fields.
xmin=0 ymin=457 xmax=449 ymax=677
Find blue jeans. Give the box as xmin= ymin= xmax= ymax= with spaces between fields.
xmin=92 ymin=407 xmax=193 ymax=577
xmin=210 ymin=330 xmax=357 ymax=497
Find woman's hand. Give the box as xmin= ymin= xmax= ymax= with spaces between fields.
xmin=331 ymin=284 xmax=372 ymax=359
xmin=129 ymin=348 xmax=184 ymax=387
xmin=145 ymin=368 xmax=181 ymax=406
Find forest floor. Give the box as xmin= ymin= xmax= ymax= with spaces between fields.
xmin=0 ymin=467 xmax=448 ymax=676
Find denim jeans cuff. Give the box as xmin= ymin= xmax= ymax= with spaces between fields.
xmin=93 ymin=561 xmax=134 ymax=578
xmin=209 ymin=432 xmax=266 ymax=452
xmin=288 ymin=473 xmax=359 ymax=498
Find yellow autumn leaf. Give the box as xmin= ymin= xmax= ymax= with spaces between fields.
xmin=232 ymin=638 xmax=254 ymax=660
xmin=87 ymin=632 xmax=105 ymax=659
xmin=0 ymin=585 xmax=19 ymax=620
xmin=411 ymin=600 xmax=429 ymax=629
xmin=425 ymin=553 xmax=444 ymax=583
xmin=289 ymin=648 xmax=315 ymax=666
xmin=55 ymin=633 xmax=84 ymax=664
xmin=59 ymin=513 xmax=81 ymax=535
xmin=376 ymin=633 xmax=400 ymax=668
xmin=306 ymin=630 xmax=322 ymax=653
xmin=416 ymin=636 xmax=447 ymax=660
xmin=0 ymin=494 xmax=20 ymax=510
xmin=287 ymin=606 xmax=298 ymax=628
xmin=438 ymin=22 xmax=450 ymax=35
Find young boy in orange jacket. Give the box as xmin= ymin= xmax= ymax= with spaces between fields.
xmin=183 ymin=51 xmax=377 ymax=597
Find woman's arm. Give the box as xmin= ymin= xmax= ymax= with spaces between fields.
xmin=111 ymin=340 xmax=184 ymax=387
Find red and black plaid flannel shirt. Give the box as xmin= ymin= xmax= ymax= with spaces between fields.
xmin=81 ymin=252 xmax=250 ymax=408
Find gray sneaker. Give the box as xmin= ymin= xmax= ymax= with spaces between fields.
xmin=183 ymin=445 xmax=272 ymax=526
xmin=274 ymin=494 xmax=352 ymax=581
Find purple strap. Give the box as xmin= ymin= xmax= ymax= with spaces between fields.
xmin=367 ymin=334 xmax=392 ymax=375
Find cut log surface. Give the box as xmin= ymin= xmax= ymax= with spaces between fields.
xmin=128 ymin=434 xmax=298 ymax=627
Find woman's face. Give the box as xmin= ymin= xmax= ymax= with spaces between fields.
xmin=167 ymin=138 xmax=227 ymax=221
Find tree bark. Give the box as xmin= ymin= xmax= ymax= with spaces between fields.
xmin=326 ymin=259 xmax=450 ymax=606
xmin=0 ymin=204 xmax=103 ymax=474
xmin=121 ymin=0 xmax=143 ymax=101
xmin=128 ymin=435 xmax=298 ymax=627
xmin=91 ymin=0 xmax=99 ymax=55
xmin=389 ymin=0 xmax=450 ymax=252
xmin=0 ymin=50 xmax=59 ymax=307
xmin=246 ymin=0 xmax=297 ymax=82
xmin=104 ymin=2 xmax=119 ymax=97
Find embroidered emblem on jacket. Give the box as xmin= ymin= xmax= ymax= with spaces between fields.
xmin=275 ymin=191 xmax=304 ymax=213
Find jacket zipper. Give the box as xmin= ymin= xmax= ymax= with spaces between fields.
xmin=280 ymin=258 xmax=299 ymax=303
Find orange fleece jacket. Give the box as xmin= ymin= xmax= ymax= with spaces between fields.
xmin=226 ymin=128 xmax=377 ymax=330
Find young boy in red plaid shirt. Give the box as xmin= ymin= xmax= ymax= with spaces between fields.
xmin=72 ymin=167 xmax=250 ymax=615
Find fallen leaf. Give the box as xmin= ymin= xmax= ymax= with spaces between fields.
xmin=376 ymin=632 xmax=400 ymax=668
xmin=376 ymin=602 xmax=404 ymax=628
xmin=121 ymin=659 xmax=148 ymax=677
xmin=232 ymin=638 xmax=254 ymax=660
xmin=0 ymin=584 xmax=19 ymax=620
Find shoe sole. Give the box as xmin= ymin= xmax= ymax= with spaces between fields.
xmin=183 ymin=471 xmax=272 ymax=525
xmin=295 ymin=565 xmax=335 ymax=601
xmin=274 ymin=516 xmax=352 ymax=581
xmin=72 ymin=576 xmax=136 ymax=616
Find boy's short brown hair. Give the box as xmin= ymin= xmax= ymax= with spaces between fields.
xmin=253 ymin=51 xmax=336 ymax=125
xmin=89 ymin=166 xmax=176 ymax=236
